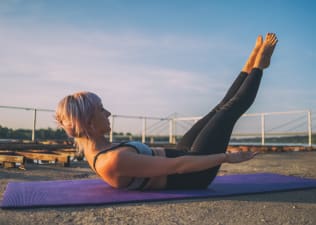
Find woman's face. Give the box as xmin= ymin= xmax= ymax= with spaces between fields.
xmin=90 ymin=103 xmax=112 ymax=136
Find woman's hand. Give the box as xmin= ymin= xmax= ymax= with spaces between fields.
xmin=224 ymin=151 xmax=258 ymax=163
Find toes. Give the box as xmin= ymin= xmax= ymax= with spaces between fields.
xmin=270 ymin=33 xmax=277 ymax=40
xmin=255 ymin=35 xmax=263 ymax=49
xmin=257 ymin=35 xmax=263 ymax=44
xmin=266 ymin=32 xmax=276 ymax=40
xmin=272 ymin=38 xmax=278 ymax=46
xmin=265 ymin=33 xmax=270 ymax=41
xmin=270 ymin=34 xmax=278 ymax=46
xmin=265 ymin=33 xmax=278 ymax=46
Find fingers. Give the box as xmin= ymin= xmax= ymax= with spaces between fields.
xmin=225 ymin=151 xmax=259 ymax=163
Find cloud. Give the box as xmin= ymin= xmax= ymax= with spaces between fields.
xmin=0 ymin=22 xmax=229 ymax=130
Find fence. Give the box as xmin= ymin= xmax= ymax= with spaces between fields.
xmin=0 ymin=105 xmax=314 ymax=146
xmin=172 ymin=110 xmax=314 ymax=146
xmin=0 ymin=106 xmax=54 ymax=142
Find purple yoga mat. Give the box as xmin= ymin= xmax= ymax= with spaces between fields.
xmin=1 ymin=173 xmax=316 ymax=208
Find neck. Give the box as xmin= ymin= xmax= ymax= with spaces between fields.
xmin=75 ymin=135 xmax=109 ymax=154
xmin=75 ymin=135 xmax=110 ymax=171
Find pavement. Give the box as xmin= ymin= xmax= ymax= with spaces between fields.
xmin=0 ymin=151 xmax=315 ymax=225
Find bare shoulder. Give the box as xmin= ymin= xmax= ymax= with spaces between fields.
xmin=95 ymin=146 xmax=137 ymax=176
xmin=96 ymin=145 xmax=177 ymax=178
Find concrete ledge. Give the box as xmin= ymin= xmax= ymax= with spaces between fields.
xmin=227 ymin=145 xmax=316 ymax=152
xmin=0 ymin=151 xmax=25 ymax=168
xmin=17 ymin=151 xmax=71 ymax=167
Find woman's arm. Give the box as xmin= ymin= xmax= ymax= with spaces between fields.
xmin=104 ymin=148 xmax=256 ymax=178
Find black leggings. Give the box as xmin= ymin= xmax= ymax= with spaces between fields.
xmin=165 ymin=68 xmax=263 ymax=189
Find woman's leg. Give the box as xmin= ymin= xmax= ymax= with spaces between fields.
xmin=166 ymin=33 xmax=278 ymax=189
xmin=166 ymin=68 xmax=263 ymax=189
xmin=175 ymin=71 xmax=248 ymax=150
xmin=189 ymin=33 xmax=278 ymax=155
xmin=190 ymin=68 xmax=263 ymax=155
xmin=176 ymin=35 xmax=263 ymax=151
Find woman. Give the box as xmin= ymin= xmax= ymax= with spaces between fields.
xmin=56 ymin=33 xmax=278 ymax=190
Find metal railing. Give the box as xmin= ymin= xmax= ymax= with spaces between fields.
xmin=0 ymin=105 xmax=54 ymax=142
xmin=0 ymin=105 xmax=314 ymax=146
xmin=109 ymin=110 xmax=314 ymax=146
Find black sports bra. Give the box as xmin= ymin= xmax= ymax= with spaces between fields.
xmin=93 ymin=141 xmax=155 ymax=190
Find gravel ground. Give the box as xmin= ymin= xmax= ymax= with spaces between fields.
xmin=0 ymin=151 xmax=315 ymax=225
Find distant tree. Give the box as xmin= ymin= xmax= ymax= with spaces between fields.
xmin=0 ymin=125 xmax=9 ymax=138
xmin=0 ymin=125 xmax=68 ymax=140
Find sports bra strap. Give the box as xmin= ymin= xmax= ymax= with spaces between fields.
xmin=93 ymin=142 xmax=127 ymax=172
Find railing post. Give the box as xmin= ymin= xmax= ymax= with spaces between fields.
xmin=32 ymin=109 xmax=37 ymax=142
xmin=261 ymin=113 xmax=265 ymax=145
xmin=169 ymin=119 xmax=173 ymax=144
xmin=142 ymin=117 xmax=147 ymax=143
xmin=173 ymin=119 xmax=175 ymax=144
xmin=307 ymin=110 xmax=312 ymax=146
xmin=109 ymin=116 xmax=114 ymax=143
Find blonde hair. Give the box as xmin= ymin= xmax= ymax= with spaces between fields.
xmin=55 ymin=92 xmax=102 ymax=138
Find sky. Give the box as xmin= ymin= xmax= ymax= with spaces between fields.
xmin=1 ymin=0 xmax=316 ymax=131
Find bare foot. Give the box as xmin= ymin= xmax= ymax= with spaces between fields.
xmin=242 ymin=35 xmax=263 ymax=73
xmin=253 ymin=33 xmax=278 ymax=70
